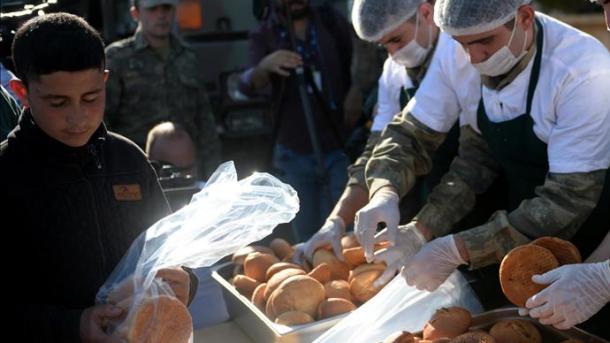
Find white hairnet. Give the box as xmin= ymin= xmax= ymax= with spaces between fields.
xmin=434 ymin=0 xmax=532 ymax=36
xmin=352 ymin=0 xmax=425 ymax=42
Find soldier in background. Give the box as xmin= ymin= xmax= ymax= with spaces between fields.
xmin=104 ymin=0 xmax=222 ymax=179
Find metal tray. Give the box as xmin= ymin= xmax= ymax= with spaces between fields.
xmin=211 ymin=262 xmax=349 ymax=343
xmin=413 ymin=308 xmax=608 ymax=343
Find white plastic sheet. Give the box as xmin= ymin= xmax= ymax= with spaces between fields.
xmin=96 ymin=161 xmax=299 ymax=341
xmin=314 ymin=271 xmax=483 ymax=343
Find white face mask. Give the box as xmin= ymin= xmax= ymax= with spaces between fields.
xmin=472 ymin=18 xmax=529 ymax=77
xmin=391 ymin=12 xmax=433 ymax=68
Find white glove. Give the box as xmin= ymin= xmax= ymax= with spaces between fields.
xmin=372 ymin=222 xmax=427 ymax=288
xmin=402 ymin=235 xmax=467 ymax=292
xmin=354 ymin=188 xmax=400 ymax=262
xmin=525 ymin=260 xmax=610 ymax=330
xmin=292 ymin=216 xmax=346 ymax=265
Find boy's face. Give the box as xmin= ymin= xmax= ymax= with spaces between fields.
xmin=17 ymin=68 xmax=108 ymax=147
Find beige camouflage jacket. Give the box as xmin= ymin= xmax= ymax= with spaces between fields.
xmin=105 ymin=30 xmax=221 ymax=178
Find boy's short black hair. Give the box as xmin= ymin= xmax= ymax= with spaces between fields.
xmin=11 ymin=12 xmax=105 ymax=86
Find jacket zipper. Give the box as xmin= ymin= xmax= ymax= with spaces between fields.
xmin=89 ymin=144 xmax=102 ymax=170
xmin=86 ymin=144 xmax=107 ymax=272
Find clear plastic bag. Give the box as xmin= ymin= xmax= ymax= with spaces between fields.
xmin=314 ymin=271 xmax=484 ymax=343
xmin=96 ymin=161 xmax=299 ymax=342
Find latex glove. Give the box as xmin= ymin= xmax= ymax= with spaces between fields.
xmin=372 ymin=222 xmax=427 ymax=288
xmin=354 ymin=188 xmax=400 ymax=262
xmin=525 ymin=260 xmax=610 ymax=330
xmin=292 ymin=216 xmax=346 ymax=265
xmin=402 ymin=235 xmax=467 ymax=292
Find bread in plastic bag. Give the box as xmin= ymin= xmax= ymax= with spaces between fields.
xmin=95 ymin=161 xmax=299 ymax=342
xmin=314 ymin=271 xmax=483 ymax=343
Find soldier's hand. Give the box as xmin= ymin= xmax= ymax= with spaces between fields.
xmin=80 ymin=304 xmax=124 ymax=343
xmin=354 ymin=187 xmax=400 ymax=262
xmin=259 ymin=50 xmax=303 ymax=77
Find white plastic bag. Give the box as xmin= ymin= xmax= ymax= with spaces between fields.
xmin=96 ymin=161 xmax=299 ymax=342
xmin=314 ymin=271 xmax=483 ymax=343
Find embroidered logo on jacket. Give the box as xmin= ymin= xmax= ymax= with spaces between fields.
xmin=113 ymin=184 xmax=142 ymax=201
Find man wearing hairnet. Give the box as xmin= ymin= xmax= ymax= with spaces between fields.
xmin=592 ymin=0 xmax=610 ymax=30
xmin=355 ymin=0 xmax=610 ymax=334
xmin=293 ymin=0 xmax=467 ymax=282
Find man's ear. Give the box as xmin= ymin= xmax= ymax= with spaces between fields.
xmin=9 ymin=79 xmax=29 ymax=108
xmin=104 ymin=69 xmax=109 ymax=83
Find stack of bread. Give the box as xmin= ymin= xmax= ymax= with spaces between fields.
xmin=230 ymin=235 xmax=393 ymax=326
xmin=499 ymin=237 xmax=582 ymax=307
xmin=380 ymin=307 xmax=583 ymax=343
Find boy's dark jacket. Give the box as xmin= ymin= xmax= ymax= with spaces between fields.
xmin=0 ymin=110 xmax=172 ymax=342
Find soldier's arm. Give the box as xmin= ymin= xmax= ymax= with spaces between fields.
xmin=365 ymin=111 xmax=447 ymax=198
xmin=196 ymin=88 xmax=222 ymax=179
xmin=347 ymin=131 xmax=381 ymax=188
xmin=104 ymin=47 xmax=122 ymax=130
xmin=415 ymin=125 xmax=502 ymax=236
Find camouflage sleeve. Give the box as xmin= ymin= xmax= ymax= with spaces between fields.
xmin=104 ymin=47 xmax=122 ymax=130
xmin=416 ymin=125 xmax=503 ymax=236
xmin=365 ymin=112 xmax=447 ymax=198
xmin=347 ymin=131 xmax=381 ymax=188
xmin=195 ymin=88 xmax=222 ymax=179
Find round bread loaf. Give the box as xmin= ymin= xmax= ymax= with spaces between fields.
xmin=251 ymin=282 xmax=267 ymax=312
xmin=126 ymin=295 xmax=192 ymax=343
xmin=271 ymin=275 xmax=326 ymax=318
xmin=382 ymin=331 xmax=417 ymax=343
xmin=266 ymin=262 xmax=303 ymax=281
xmin=244 ymin=252 xmax=280 ymax=283
xmin=313 ymin=249 xmax=350 ymax=281
xmin=343 ymin=246 xmax=367 ymax=269
xmin=423 ymin=307 xmax=472 ymax=340
xmin=489 ymin=320 xmax=541 ymax=343
xmin=341 ymin=233 xmax=360 ymax=249
xmin=499 ymin=245 xmax=560 ymax=307
xmin=317 ymin=298 xmax=357 ymax=319
xmin=308 ymin=262 xmax=332 ymax=285
xmin=324 ymin=280 xmax=353 ymax=302
xmin=349 ymin=265 xmax=387 ymax=303
xmin=349 ymin=263 xmax=386 ymax=283
xmin=448 ymin=332 xmax=496 ymax=343
xmin=270 ymin=238 xmax=294 ymax=260
xmin=232 ymin=245 xmax=274 ymax=265
xmin=530 ymin=236 xmax=582 ymax=265
xmin=274 ymin=311 xmax=314 ymax=326
xmin=264 ymin=268 xmax=306 ymax=301
xmin=232 ymin=274 xmax=260 ymax=299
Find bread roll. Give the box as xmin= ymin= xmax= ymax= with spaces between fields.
xmin=448 ymin=332 xmax=496 ymax=343
xmin=382 ymin=331 xmax=417 ymax=343
xmin=313 ymin=249 xmax=350 ymax=281
xmin=499 ymin=245 xmax=559 ymax=307
xmin=232 ymin=245 xmax=274 ymax=265
xmin=308 ymin=262 xmax=332 ymax=285
xmin=232 ymin=274 xmax=260 ymax=299
xmin=251 ymin=283 xmax=267 ymax=312
xmin=271 ymin=275 xmax=326 ymax=318
xmin=341 ymin=233 xmax=360 ymax=249
xmin=349 ymin=265 xmax=387 ymax=303
xmin=423 ymin=307 xmax=472 ymax=340
xmin=270 ymin=238 xmax=294 ymax=260
xmin=274 ymin=311 xmax=314 ymax=326
xmin=317 ymin=298 xmax=357 ymax=319
xmin=264 ymin=268 xmax=306 ymax=301
xmin=349 ymin=263 xmax=386 ymax=283
xmin=266 ymin=262 xmax=303 ymax=281
xmin=530 ymin=236 xmax=582 ymax=265
xmin=324 ymin=280 xmax=353 ymax=302
xmin=343 ymin=246 xmax=367 ymax=269
xmin=126 ymin=295 xmax=192 ymax=343
xmin=244 ymin=252 xmax=280 ymax=283
xmin=489 ymin=320 xmax=541 ymax=343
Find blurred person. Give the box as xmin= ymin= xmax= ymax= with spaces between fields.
xmin=0 ymin=85 xmax=19 ymax=140
xmin=105 ymin=0 xmax=222 ymax=179
xmin=1 ymin=13 xmax=196 ymax=342
xmin=238 ymin=0 xmax=353 ymax=242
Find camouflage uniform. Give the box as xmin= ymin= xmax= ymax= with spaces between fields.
xmin=105 ymin=30 xmax=221 ymax=178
